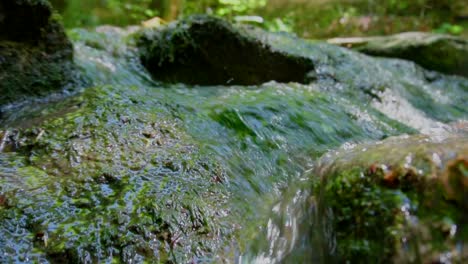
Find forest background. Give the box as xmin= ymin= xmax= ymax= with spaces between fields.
xmin=49 ymin=0 xmax=468 ymax=38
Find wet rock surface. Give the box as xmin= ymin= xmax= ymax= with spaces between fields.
xmin=0 ymin=85 xmax=230 ymax=263
xmin=0 ymin=0 xmax=75 ymax=106
xmin=313 ymin=130 xmax=468 ymax=263
xmin=328 ymin=32 xmax=468 ymax=77
xmin=241 ymin=128 xmax=468 ymax=264
xmin=137 ymin=15 xmax=315 ymax=85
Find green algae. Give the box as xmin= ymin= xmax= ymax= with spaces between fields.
xmin=0 ymin=85 xmax=231 ymax=263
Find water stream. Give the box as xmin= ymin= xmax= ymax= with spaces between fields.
xmin=0 ymin=25 xmax=466 ymax=263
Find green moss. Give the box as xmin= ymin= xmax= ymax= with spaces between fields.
xmin=0 ymin=85 xmax=231 ymax=263
xmin=319 ymin=167 xmax=407 ymax=261
xmin=316 ymin=134 xmax=467 ymax=262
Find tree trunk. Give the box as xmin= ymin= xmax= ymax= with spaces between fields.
xmin=153 ymin=0 xmax=182 ymax=21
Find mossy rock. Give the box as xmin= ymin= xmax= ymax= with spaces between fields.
xmin=315 ymin=131 xmax=468 ymax=262
xmin=328 ymin=32 xmax=468 ymax=77
xmin=137 ymin=15 xmax=315 ymax=85
xmin=0 ymin=85 xmax=231 ymax=263
xmin=0 ymin=0 xmax=75 ymax=106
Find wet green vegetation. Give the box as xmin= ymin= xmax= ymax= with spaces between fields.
xmin=244 ymin=131 xmax=467 ymax=263
xmin=315 ymin=133 xmax=468 ymax=262
xmin=0 ymin=11 xmax=467 ymax=264
xmin=0 ymin=84 xmax=231 ymax=262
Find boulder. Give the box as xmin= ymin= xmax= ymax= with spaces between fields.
xmin=137 ymin=15 xmax=315 ymax=85
xmin=0 ymin=85 xmax=230 ymax=263
xmin=0 ymin=0 xmax=74 ymax=105
xmin=328 ymin=32 xmax=468 ymax=77
xmin=314 ymin=130 xmax=468 ymax=262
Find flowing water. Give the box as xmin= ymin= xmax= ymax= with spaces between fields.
xmin=0 ymin=25 xmax=466 ymax=263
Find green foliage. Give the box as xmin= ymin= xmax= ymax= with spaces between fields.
xmin=183 ymin=0 xmax=266 ymax=17
xmin=48 ymin=0 xmax=466 ymax=37
xmin=258 ymin=0 xmax=467 ymax=38
xmin=435 ymin=23 xmax=464 ymax=35
xmin=50 ymin=0 xmax=159 ymax=27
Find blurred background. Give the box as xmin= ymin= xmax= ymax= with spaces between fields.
xmin=49 ymin=0 xmax=468 ymax=38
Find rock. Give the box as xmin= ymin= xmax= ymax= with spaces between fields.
xmin=314 ymin=131 xmax=468 ymax=262
xmin=0 ymin=85 xmax=230 ymax=263
xmin=328 ymin=32 xmax=468 ymax=77
xmin=137 ymin=15 xmax=315 ymax=85
xmin=0 ymin=0 xmax=74 ymax=105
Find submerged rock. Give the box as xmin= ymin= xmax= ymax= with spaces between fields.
xmin=328 ymin=32 xmax=468 ymax=77
xmin=0 ymin=0 xmax=74 ymax=105
xmin=314 ymin=130 xmax=468 ymax=263
xmin=137 ymin=15 xmax=315 ymax=85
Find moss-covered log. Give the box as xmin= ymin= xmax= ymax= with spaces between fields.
xmin=0 ymin=0 xmax=75 ymax=105
xmin=137 ymin=15 xmax=315 ymax=85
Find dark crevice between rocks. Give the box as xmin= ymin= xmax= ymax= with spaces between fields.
xmin=137 ymin=15 xmax=315 ymax=86
xmin=0 ymin=0 xmax=52 ymax=43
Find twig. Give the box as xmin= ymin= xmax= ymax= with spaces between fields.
xmin=0 ymin=130 xmax=10 ymax=152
